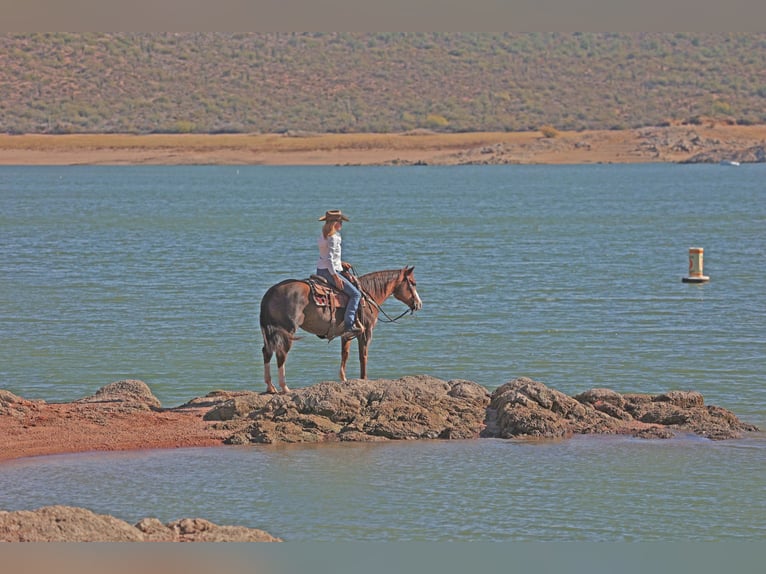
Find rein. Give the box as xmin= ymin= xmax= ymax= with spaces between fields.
xmin=347 ymin=266 xmax=415 ymax=324
xmin=369 ymin=300 xmax=413 ymax=323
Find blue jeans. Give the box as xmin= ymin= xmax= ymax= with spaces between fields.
xmin=316 ymin=268 xmax=362 ymax=328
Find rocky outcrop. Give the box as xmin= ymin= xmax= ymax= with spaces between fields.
xmin=631 ymin=126 xmax=766 ymax=164
xmin=0 ymin=390 xmax=40 ymax=418
xmin=76 ymin=379 xmax=162 ymax=411
xmin=681 ymin=144 xmax=766 ymax=164
xmin=489 ymin=378 xmax=758 ymax=440
xmin=0 ymin=505 xmax=281 ymax=542
xmin=205 ymin=376 xmax=759 ymax=444
xmin=220 ymin=376 xmax=491 ymax=445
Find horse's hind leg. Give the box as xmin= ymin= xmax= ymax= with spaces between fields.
xmin=262 ymin=345 xmax=279 ymax=394
xmin=262 ymin=342 xmax=293 ymax=394
xmin=276 ymin=350 xmax=291 ymax=394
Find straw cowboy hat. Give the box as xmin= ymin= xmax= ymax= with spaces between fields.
xmin=318 ymin=209 xmax=350 ymax=222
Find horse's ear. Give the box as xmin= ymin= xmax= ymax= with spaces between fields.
xmin=405 ymin=266 xmax=415 ymax=275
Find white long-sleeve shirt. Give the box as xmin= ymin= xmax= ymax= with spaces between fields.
xmin=317 ymin=232 xmax=343 ymax=272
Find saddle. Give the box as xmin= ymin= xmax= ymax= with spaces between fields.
xmin=306 ymin=274 xmax=349 ymax=310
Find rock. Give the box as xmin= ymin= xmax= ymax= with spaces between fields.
xmin=0 ymin=505 xmax=281 ymax=542
xmin=633 ymin=426 xmax=676 ymax=439
xmin=227 ymin=376 xmax=491 ymax=444
xmin=0 ymin=505 xmax=144 ymax=542
xmin=681 ymin=144 xmax=766 ymax=164
xmin=77 ymin=379 xmax=162 ymax=411
xmin=627 ymin=393 xmax=759 ymax=440
xmin=489 ymin=377 xmax=622 ymax=438
xmin=0 ymin=390 xmax=25 ymax=410
xmin=0 ymin=390 xmax=42 ymax=417
xmin=201 ymin=391 xmax=271 ymax=421
xmin=216 ymin=376 xmax=758 ymax=443
xmin=654 ymin=390 xmax=704 ymax=409
xmin=574 ymin=388 xmax=632 ymax=420
xmin=484 ymin=378 xmax=758 ymax=440
xmin=575 ymin=388 xmax=626 ymax=409
xmin=137 ymin=516 xmax=281 ymax=542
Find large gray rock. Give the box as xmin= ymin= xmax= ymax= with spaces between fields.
xmin=214 ymin=376 xmax=758 ymax=444
xmin=0 ymin=505 xmax=281 ymax=542
xmin=489 ymin=377 xmax=624 ymax=438
xmin=224 ymin=376 xmax=491 ymax=444
xmin=488 ymin=379 xmax=759 ymax=440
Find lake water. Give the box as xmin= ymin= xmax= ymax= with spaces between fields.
xmin=1 ymin=164 xmax=764 ymax=541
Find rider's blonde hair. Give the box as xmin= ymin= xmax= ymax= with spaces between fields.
xmin=322 ymin=219 xmax=341 ymax=238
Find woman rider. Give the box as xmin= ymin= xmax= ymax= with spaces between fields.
xmin=316 ymin=209 xmax=364 ymax=337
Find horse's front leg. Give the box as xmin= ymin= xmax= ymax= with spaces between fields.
xmin=358 ymin=337 xmax=369 ymax=379
xmin=340 ymin=337 xmax=352 ymax=382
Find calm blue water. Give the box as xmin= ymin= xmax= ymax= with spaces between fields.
xmin=1 ymin=164 xmax=764 ymax=541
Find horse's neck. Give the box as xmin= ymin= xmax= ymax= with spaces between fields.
xmin=360 ymin=270 xmax=399 ymax=305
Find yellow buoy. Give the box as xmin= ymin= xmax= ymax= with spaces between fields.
xmin=682 ymin=247 xmax=710 ymax=283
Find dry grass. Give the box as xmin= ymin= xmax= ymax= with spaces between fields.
xmin=0 ymin=131 xmax=540 ymax=153
xmin=1 ymin=126 xmax=765 ymax=166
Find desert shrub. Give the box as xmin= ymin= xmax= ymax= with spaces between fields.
xmin=423 ymin=114 xmax=449 ymax=130
xmin=539 ymin=125 xmax=559 ymax=138
xmin=171 ymin=120 xmax=195 ymax=133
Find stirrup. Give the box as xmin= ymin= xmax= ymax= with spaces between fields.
xmin=342 ymin=321 xmax=364 ymax=339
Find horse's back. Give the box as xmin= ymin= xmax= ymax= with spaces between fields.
xmin=262 ymin=278 xmax=309 ymax=297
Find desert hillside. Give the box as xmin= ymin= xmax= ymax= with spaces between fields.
xmin=1 ymin=33 xmax=765 ymax=135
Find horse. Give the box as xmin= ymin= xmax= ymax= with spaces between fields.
xmin=259 ymin=266 xmax=422 ymax=394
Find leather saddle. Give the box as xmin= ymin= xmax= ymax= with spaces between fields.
xmin=306 ymin=274 xmax=349 ymax=309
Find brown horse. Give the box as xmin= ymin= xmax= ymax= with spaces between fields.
xmin=259 ymin=266 xmax=422 ymax=393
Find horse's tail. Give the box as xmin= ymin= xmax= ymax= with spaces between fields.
xmin=259 ymin=322 xmax=298 ymax=359
xmin=259 ymin=283 xmax=302 ymax=360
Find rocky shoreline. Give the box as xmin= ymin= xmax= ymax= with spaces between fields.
xmin=1 ymin=377 xmax=760 ymax=541
xmin=2 ymin=376 xmax=759 ymax=457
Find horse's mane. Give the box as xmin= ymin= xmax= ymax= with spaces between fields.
xmin=358 ymin=268 xmax=403 ymax=300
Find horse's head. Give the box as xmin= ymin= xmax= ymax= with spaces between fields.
xmin=394 ymin=266 xmax=422 ymax=312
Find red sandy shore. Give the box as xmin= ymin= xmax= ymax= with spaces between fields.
xmin=0 ymin=399 xmax=229 ymax=462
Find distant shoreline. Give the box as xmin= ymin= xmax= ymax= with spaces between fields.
xmin=2 ymin=125 xmax=765 ymax=166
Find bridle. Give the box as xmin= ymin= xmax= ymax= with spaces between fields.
xmin=346 ymin=265 xmax=418 ymax=324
